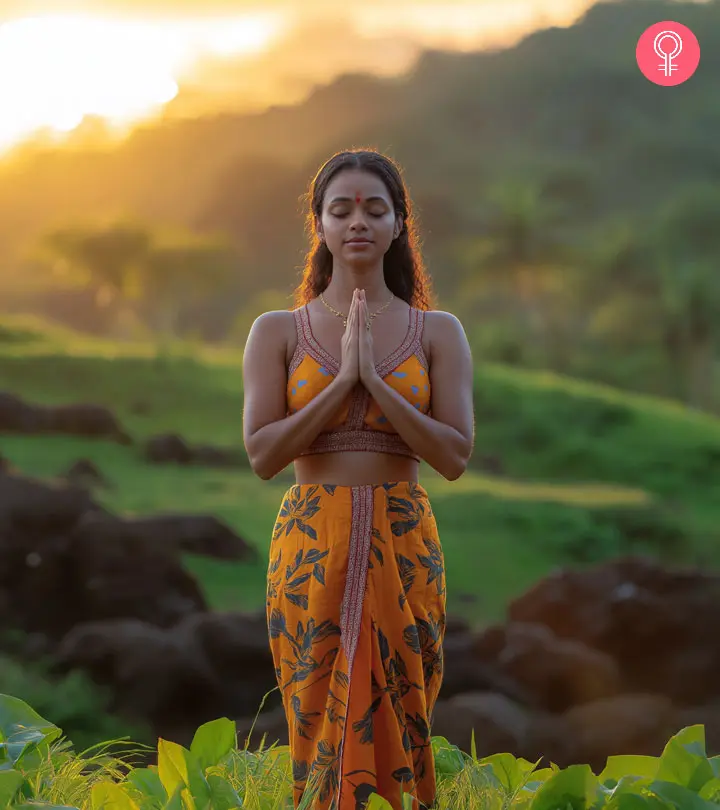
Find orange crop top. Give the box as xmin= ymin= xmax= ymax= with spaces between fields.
xmin=286 ymin=304 xmax=431 ymax=460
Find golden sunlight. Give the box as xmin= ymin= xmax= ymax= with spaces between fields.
xmin=0 ymin=12 xmax=284 ymax=153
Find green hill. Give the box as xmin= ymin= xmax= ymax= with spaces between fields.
xmin=1 ymin=315 xmax=718 ymax=622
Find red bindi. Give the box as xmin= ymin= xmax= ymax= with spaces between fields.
xmin=355 ymin=193 xmax=362 ymax=203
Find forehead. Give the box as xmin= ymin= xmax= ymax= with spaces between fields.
xmin=325 ymin=169 xmax=391 ymax=204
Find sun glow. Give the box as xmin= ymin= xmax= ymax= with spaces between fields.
xmin=0 ymin=12 xmax=283 ymax=153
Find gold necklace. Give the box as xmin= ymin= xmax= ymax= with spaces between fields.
xmin=319 ymin=291 xmax=394 ymax=330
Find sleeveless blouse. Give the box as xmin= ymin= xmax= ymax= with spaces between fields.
xmin=286 ymin=304 xmax=431 ymax=460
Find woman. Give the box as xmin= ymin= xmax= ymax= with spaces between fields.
xmin=242 ymin=149 xmax=474 ymax=810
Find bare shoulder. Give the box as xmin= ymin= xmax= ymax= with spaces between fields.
xmin=244 ymin=309 xmax=296 ymax=362
xmin=424 ymin=309 xmax=469 ymax=347
xmin=250 ymin=309 xmax=296 ymax=334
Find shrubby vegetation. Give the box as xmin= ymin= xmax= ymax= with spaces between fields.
xmin=2 ymin=693 xmax=720 ymax=809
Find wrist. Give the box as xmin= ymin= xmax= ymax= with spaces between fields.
xmin=362 ymin=368 xmax=381 ymax=391
xmin=335 ymin=370 xmax=357 ymax=394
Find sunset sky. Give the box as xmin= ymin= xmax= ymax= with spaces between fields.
xmin=0 ymin=0 xmax=594 ymax=154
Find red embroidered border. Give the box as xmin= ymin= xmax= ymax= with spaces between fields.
xmin=288 ymin=309 xmax=305 ymax=378
xmin=299 ymin=429 xmax=420 ymax=460
xmin=337 ymin=484 xmax=374 ymax=808
xmin=299 ymin=305 xmax=340 ymax=375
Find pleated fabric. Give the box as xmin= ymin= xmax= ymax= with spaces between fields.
xmin=266 ymin=481 xmax=446 ymax=810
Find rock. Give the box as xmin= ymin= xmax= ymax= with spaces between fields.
xmin=0 ymin=468 xmax=101 ymax=534
xmin=53 ymin=619 xmax=219 ymax=737
xmin=62 ymin=459 xmax=110 ymax=489
xmin=472 ymin=621 xmax=622 ymax=711
xmin=508 ymin=556 xmax=720 ymax=705
xmin=0 ymin=391 xmax=131 ymax=443
xmin=561 ymin=694 xmax=676 ymax=771
xmin=441 ymin=629 xmax=533 ymax=704
xmin=143 ymin=433 xmax=248 ymax=469
xmin=77 ymin=512 xmax=257 ymax=561
xmin=432 ymin=692 xmax=533 ymax=756
xmin=54 ymin=612 xmax=279 ymax=746
xmin=0 ymin=471 xmax=208 ymax=639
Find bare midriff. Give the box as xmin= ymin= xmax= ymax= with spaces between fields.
xmin=293 ymin=451 xmax=419 ymax=486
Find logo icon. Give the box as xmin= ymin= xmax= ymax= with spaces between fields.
xmin=637 ymin=21 xmax=700 ymax=85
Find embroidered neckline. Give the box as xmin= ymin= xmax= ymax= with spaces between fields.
xmin=294 ymin=304 xmax=426 ymax=378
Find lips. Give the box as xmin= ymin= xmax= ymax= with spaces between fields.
xmin=346 ymin=239 xmax=372 ymax=244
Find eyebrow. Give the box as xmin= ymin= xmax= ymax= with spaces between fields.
xmin=328 ymin=196 xmax=388 ymax=204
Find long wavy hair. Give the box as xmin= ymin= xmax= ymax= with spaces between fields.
xmin=294 ymin=149 xmax=434 ymax=310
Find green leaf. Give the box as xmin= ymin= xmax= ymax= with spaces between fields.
xmin=91 ymin=781 xmax=142 ymax=810
xmin=649 ymin=779 xmax=720 ymax=810
xmin=600 ymin=756 xmax=660 ymax=784
xmin=698 ymin=777 xmax=720 ymax=802
xmin=608 ymin=794 xmax=670 ymax=810
xmin=126 ymin=767 xmax=167 ymax=803
xmin=431 ymin=737 xmax=465 ymax=776
xmin=401 ymin=793 xmax=415 ymax=810
xmin=0 ymin=768 xmax=25 ymax=806
xmin=365 ymin=794 xmax=394 ymax=809
xmin=157 ymin=740 xmax=188 ymax=801
xmin=189 ymin=718 xmax=236 ymax=771
xmin=162 ymin=784 xmax=186 ymax=810
xmin=157 ymin=738 xmax=210 ymax=809
xmin=656 ymin=726 xmax=714 ymax=792
xmin=206 ymin=774 xmax=243 ymax=809
xmin=480 ymin=753 xmax=541 ymax=794
xmin=528 ymin=764 xmax=599 ymax=810
xmin=0 ymin=694 xmax=61 ymax=765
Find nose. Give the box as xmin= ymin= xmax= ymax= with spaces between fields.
xmin=349 ymin=208 xmax=369 ymax=232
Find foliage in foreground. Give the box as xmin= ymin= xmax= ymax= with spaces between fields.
xmin=2 ymin=693 xmax=720 ymax=809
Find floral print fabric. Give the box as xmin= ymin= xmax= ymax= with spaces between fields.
xmin=266 ymin=482 xmax=446 ymax=810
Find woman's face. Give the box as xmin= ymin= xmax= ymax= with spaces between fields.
xmin=317 ymin=169 xmax=402 ymax=264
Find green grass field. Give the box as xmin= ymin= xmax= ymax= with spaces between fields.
xmin=1 ymin=313 xmax=719 ymax=623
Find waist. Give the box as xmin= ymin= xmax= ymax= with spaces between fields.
xmin=281 ymin=479 xmax=429 ymax=501
xmin=293 ymin=451 xmax=419 ymax=487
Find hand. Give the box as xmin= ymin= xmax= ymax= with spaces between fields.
xmin=338 ymin=288 xmax=360 ymax=387
xmin=358 ymin=290 xmax=378 ymax=386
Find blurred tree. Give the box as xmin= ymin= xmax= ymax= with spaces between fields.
xmin=587 ymin=183 xmax=720 ymax=410
xmin=42 ymin=219 xmax=150 ymax=307
xmin=456 ymin=178 xmax=575 ymax=366
xmin=140 ymin=232 xmax=239 ymax=343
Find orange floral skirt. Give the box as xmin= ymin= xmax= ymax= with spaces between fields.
xmin=266 ymin=482 xmax=446 ymax=810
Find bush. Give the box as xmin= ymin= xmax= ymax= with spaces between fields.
xmin=2 ymin=693 xmax=720 ymax=809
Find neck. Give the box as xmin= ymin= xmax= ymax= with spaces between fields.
xmin=324 ymin=264 xmax=390 ymax=308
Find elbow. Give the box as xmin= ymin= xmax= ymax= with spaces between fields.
xmin=441 ymin=443 xmax=472 ymax=481
xmin=250 ymin=456 xmax=276 ymax=481
xmin=246 ymin=443 xmax=276 ymax=481
xmin=443 ymin=461 xmax=466 ymax=481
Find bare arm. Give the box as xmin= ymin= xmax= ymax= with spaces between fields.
xmin=362 ymin=310 xmax=474 ymax=480
xmin=242 ymin=308 xmax=358 ymax=480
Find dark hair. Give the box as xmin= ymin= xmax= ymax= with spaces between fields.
xmin=294 ymin=149 xmax=434 ymax=310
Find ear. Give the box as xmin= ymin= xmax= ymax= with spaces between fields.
xmin=394 ymin=215 xmax=404 ymax=239
xmin=316 ymin=216 xmax=325 ymax=242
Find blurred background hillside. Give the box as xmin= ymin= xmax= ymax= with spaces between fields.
xmin=2 ymin=0 xmax=720 ymax=766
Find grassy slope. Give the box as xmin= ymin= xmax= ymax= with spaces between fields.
xmin=1 ymin=314 xmax=718 ymax=623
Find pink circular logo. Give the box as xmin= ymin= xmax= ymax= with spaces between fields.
xmin=637 ymin=21 xmax=700 ymax=85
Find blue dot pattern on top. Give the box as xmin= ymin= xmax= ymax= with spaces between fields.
xmin=411 ymin=385 xmax=419 ymax=394
xmin=392 ymin=371 xmax=407 ymax=378
xmin=377 ymin=416 xmax=388 ymax=424
xmin=297 ymin=379 xmax=308 ymax=387
xmin=318 ymin=367 xmax=331 ymax=376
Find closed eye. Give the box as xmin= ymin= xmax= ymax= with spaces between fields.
xmin=331 ymin=212 xmax=384 ymax=218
